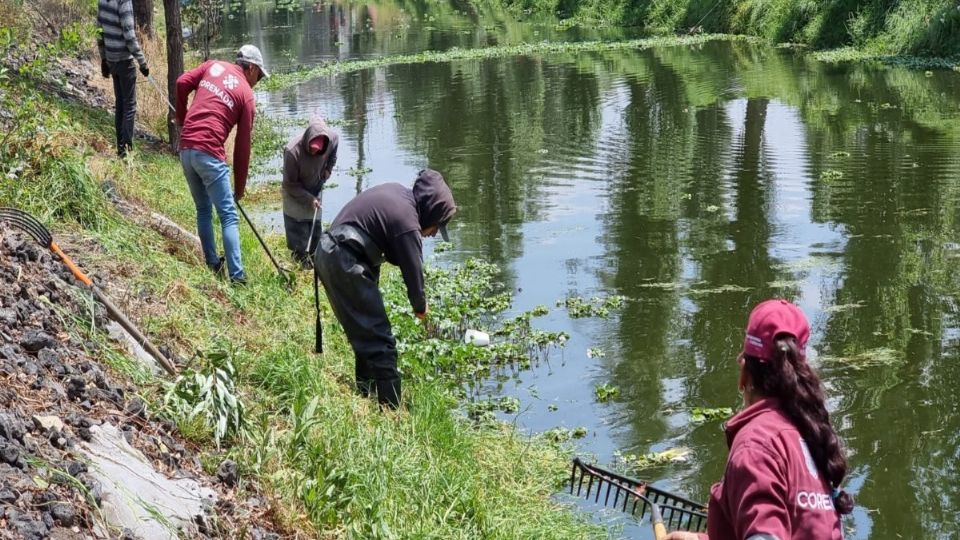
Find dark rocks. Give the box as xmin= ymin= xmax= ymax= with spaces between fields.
xmin=0 ymin=443 xmax=20 ymax=466
xmin=66 ymin=377 xmax=86 ymax=401
xmin=20 ymin=330 xmax=56 ymax=352
xmin=50 ymin=502 xmax=76 ymax=527
xmin=0 ymin=488 xmax=16 ymax=504
xmin=124 ymin=397 xmax=146 ymax=420
xmin=216 ymin=459 xmax=238 ymax=487
xmin=10 ymin=511 xmax=49 ymax=540
xmin=67 ymin=461 xmax=87 ymax=477
xmin=0 ymin=412 xmax=27 ymax=442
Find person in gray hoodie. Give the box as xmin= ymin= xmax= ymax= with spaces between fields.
xmin=282 ymin=117 xmax=339 ymax=266
xmin=315 ymin=169 xmax=456 ymax=408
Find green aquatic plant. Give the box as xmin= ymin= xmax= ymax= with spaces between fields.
xmin=586 ymin=347 xmax=606 ymax=359
xmin=615 ymin=448 xmax=692 ymax=471
xmin=261 ymin=34 xmax=755 ymax=90
xmin=689 ymin=407 xmax=733 ymax=423
xmin=818 ymin=347 xmax=905 ymax=369
xmin=558 ymin=295 xmax=626 ymax=318
xmin=543 ymin=426 xmax=589 ymax=443
xmin=346 ymin=166 xmax=372 ymax=177
xmin=594 ymin=383 xmax=620 ymax=403
xmin=819 ymin=169 xmax=845 ymax=182
xmin=465 ymin=396 xmax=522 ymax=423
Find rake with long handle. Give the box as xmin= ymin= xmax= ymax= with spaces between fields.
xmin=570 ymin=458 xmax=708 ymax=537
xmin=146 ymin=73 xmax=176 ymax=115
xmin=235 ymin=201 xmax=294 ymax=288
xmin=0 ymin=208 xmax=178 ymax=376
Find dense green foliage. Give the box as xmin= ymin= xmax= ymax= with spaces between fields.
xmin=490 ymin=0 xmax=960 ymax=56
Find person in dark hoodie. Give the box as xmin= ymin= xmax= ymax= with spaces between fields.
xmin=664 ymin=299 xmax=853 ymax=540
xmin=314 ymin=169 xmax=456 ymax=409
xmin=282 ymin=117 xmax=339 ymax=267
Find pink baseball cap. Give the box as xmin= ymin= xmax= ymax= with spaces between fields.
xmin=743 ymin=299 xmax=809 ymax=361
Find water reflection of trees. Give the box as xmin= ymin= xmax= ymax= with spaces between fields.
xmin=599 ymin=40 xmax=960 ymax=535
xmin=384 ymin=56 xmax=603 ymax=266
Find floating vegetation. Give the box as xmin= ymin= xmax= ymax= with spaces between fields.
xmin=388 ymin=259 xmax=569 ymax=381
xmin=262 ymin=34 xmax=756 ymax=90
xmin=689 ymin=407 xmax=733 ymax=423
xmin=829 ymin=151 xmax=851 ymax=159
xmin=558 ymin=295 xmax=626 ymax=318
xmin=705 ymin=205 xmax=720 ymax=213
xmin=548 ymin=404 xmax=559 ymax=412
xmin=594 ymin=383 xmax=620 ymax=403
xmin=465 ymin=396 xmax=521 ymax=423
xmin=687 ymin=284 xmax=751 ymax=296
xmin=818 ymin=347 xmax=905 ymax=369
xmin=767 ymin=279 xmax=803 ymax=289
xmin=586 ymin=347 xmax=606 ymax=359
xmin=323 ymin=182 xmax=339 ymax=190
xmin=530 ymin=305 xmax=550 ymax=317
xmin=813 ymin=48 xmax=960 ymax=71
xmin=823 ymin=302 xmax=865 ymax=313
xmin=543 ymin=426 xmax=589 ymax=443
xmin=433 ymin=241 xmax=454 ymax=253
xmin=615 ymin=448 xmax=692 ymax=471
xmin=346 ymin=166 xmax=372 ymax=177
xmin=637 ymin=281 xmax=685 ymax=290
xmin=819 ymin=169 xmax=845 ymax=182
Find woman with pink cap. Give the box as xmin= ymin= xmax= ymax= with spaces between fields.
xmin=666 ymin=299 xmax=853 ymax=540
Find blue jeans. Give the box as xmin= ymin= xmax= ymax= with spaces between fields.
xmin=180 ymin=149 xmax=245 ymax=280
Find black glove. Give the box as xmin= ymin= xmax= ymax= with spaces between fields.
xmin=101 ymin=59 xmax=110 ymax=78
xmin=139 ymin=64 xmax=149 ymax=77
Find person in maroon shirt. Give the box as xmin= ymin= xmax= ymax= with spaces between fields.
xmin=175 ymin=45 xmax=267 ymax=284
xmin=665 ymin=300 xmax=853 ymax=540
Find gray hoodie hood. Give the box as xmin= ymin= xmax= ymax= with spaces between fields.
xmin=281 ymin=117 xmax=340 ymax=220
xmin=412 ymin=169 xmax=457 ymax=230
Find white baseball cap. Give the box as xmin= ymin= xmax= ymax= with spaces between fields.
xmin=237 ymin=44 xmax=269 ymax=78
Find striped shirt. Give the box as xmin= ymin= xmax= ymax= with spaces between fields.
xmin=96 ymin=0 xmax=146 ymax=67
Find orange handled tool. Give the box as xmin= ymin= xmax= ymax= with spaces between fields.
xmin=0 ymin=208 xmax=177 ymax=376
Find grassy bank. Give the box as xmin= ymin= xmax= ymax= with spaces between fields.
xmin=483 ymin=0 xmax=960 ymax=57
xmin=0 ymin=5 xmax=602 ymax=539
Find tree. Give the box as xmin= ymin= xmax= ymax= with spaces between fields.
xmin=133 ymin=0 xmax=154 ymax=37
xmin=162 ymin=0 xmax=184 ymax=151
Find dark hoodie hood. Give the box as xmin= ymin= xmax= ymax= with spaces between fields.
xmin=412 ymin=169 xmax=456 ymax=229
xmin=300 ymin=116 xmax=339 ymax=160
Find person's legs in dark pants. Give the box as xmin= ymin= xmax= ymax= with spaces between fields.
xmin=284 ymin=214 xmax=320 ymax=268
xmin=316 ymin=235 xmax=401 ymax=408
xmin=109 ymin=59 xmax=138 ymax=157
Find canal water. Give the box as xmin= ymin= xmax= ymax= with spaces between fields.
xmin=216 ymin=2 xmax=960 ymax=537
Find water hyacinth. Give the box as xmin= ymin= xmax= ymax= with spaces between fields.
xmin=262 ymin=34 xmax=755 ymax=91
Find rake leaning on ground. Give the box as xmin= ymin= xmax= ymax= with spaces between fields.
xmin=0 ymin=208 xmax=178 ymax=376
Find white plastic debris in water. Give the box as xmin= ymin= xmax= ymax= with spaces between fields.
xmin=463 ymin=329 xmax=490 ymax=347
xmin=80 ymin=423 xmax=216 ymax=540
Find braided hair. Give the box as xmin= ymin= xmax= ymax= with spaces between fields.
xmin=743 ymin=336 xmax=854 ymax=514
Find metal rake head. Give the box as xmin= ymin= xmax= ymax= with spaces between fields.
xmin=570 ymin=457 xmax=708 ymax=533
xmin=0 ymin=208 xmax=53 ymax=247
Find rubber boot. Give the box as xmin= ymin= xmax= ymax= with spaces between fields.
xmin=375 ymin=378 xmax=401 ymax=409
xmin=356 ymin=378 xmax=374 ymax=398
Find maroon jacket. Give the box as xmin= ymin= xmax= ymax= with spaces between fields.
xmin=703 ymin=399 xmax=844 ymax=540
xmin=176 ymin=60 xmax=256 ymax=198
